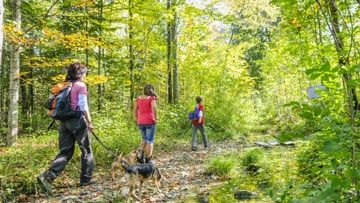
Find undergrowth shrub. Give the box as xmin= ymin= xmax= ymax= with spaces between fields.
xmin=294 ymin=129 xmax=358 ymax=202
xmin=206 ymin=155 xmax=235 ymax=177
xmin=157 ymin=104 xmax=190 ymax=138
xmin=241 ymin=148 xmax=265 ymax=169
xmin=208 ymin=148 xmax=288 ymax=203
xmin=277 ymin=96 xmax=359 ymax=202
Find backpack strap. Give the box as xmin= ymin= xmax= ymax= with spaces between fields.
xmin=67 ymin=82 xmax=73 ymax=94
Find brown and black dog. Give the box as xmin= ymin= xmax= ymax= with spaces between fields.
xmin=111 ymin=149 xmax=162 ymax=202
xmin=111 ymin=150 xmax=138 ymax=179
xmin=121 ymin=160 xmax=162 ymax=202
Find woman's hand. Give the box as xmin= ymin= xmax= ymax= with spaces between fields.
xmin=88 ymin=121 xmax=94 ymax=132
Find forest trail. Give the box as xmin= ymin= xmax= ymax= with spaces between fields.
xmin=24 ymin=140 xmax=245 ymax=203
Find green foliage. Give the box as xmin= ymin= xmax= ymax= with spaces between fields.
xmin=208 ymin=146 xmax=298 ymax=203
xmin=206 ymin=155 xmax=235 ymax=177
xmin=1 ymin=0 xmax=360 ymax=201
xmin=241 ymin=148 xmax=264 ymax=169
xmin=0 ymin=133 xmax=58 ymax=200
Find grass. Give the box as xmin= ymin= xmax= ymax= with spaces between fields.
xmin=206 ymin=155 xmax=236 ymax=177
xmin=207 ymin=144 xmax=299 ymax=202
xmin=241 ymin=148 xmax=265 ymax=168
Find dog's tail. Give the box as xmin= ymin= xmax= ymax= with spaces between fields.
xmin=111 ymin=153 xmax=123 ymax=170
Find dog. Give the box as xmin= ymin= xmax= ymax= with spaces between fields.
xmin=121 ymin=159 xmax=162 ymax=202
xmin=111 ymin=150 xmax=139 ymax=180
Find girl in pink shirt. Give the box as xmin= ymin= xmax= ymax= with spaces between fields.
xmin=133 ymin=84 xmax=157 ymax=163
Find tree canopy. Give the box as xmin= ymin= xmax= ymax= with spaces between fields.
xmin=0 ymin=0 xmax=359 ymax=202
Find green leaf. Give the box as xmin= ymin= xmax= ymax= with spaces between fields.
xmin=305 ymin=68 xmax=317 ymax=75
xmin=309 ymin=73 xmax=322 ymax=80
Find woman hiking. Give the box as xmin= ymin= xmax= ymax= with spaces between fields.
xmin=37 ymin=62 xmax=95 ymax=194
xmin=133 ymin=84 xmax=158 ymax=164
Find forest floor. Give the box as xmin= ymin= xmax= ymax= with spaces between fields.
xmin=20 ymin=139 xmax=246 ymax=203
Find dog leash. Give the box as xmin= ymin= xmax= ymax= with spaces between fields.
xmin=90 ymin=131 xmax=117 ymax=157
xmin=47 ymin=122 xmax=117 ymax=157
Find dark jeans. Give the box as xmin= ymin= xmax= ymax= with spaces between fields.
xmin=191 ymin=124 xmax=208 ymax=149
xmin=42 ymin=118 xmax=94 ymax=184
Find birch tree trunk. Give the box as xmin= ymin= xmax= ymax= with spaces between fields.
xmin=7 ymin=0 xmax=21 ymax=146
xmin=0 ymin=0 xmax=4 ymax=121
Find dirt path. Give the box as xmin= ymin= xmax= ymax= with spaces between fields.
xmin=25 ymin=141 xmax=244 ymax=202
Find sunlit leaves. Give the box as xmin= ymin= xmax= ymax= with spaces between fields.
xmin=42 ymin=28 xmax=101 ymax=50
xmin=22 ymin=56 xmax=75 ymax=69
xmin=4 ymin=23 xmax=33 ymax=45
xmin=51 ymin=74 xmax=109 ymax=86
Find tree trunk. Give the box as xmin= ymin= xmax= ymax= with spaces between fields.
xmin=102 ymin=48 xmax=106 ymax=99
xmin=20 ymin=74 xmax=27 ymax=114
xmin=326 ymin=0 xmax=357 ymax=115
xmin=97 ymin=0 xmax=103 ymax=111
xmin=7 ymin=0 xmax=21 ymax=146
xmin=129 ymin=0 xmax=135 ymax=105
xmin=171 ymin=0 xmax=179 ymax=103
xmin=0 ymin=50 xmax=4 ymax=123
xmin=0 ymin=50 xmax=4 ymax=122
xmin=85 ymin=0 xmax=89 ymax=67
xmin=324 ymin=0 xmax=357 ymax=188
xmin=0 ymin=0 xmax=3 ymax=77
xmin=167 ymin=0 xmax=173 ymax=103
xmin=97 ymin=46 xmax=102 ymax=111
xmin=28 ymin=67 xmax=34 ymax=115
xmin=0 ymin=0 xmax=4 ymax=122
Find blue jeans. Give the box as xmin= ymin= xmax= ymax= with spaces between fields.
xmin=139 ymin=124 xmax=156 ymax=144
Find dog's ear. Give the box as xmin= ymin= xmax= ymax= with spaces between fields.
xmin=128 ymin=150 xmax=138 ymax=159
xmin=121 ymin=160 xmax=129 ymax=168
xmin=117 ymin=152 xmax=124 ymax=161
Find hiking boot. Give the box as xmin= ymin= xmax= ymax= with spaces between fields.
xmin=191 ymin=147 xmax=197 ymax=151
xmin=37 ymin=174 xmax=52 ymax=196
xmin=145 ymin=157 xmax=153 ymax=164
xmin=204 ymin=143 xmax=210 ymax=150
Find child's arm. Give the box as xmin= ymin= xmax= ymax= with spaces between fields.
xmin=198 ymin=110 xmax=203 ymax=123
xmin=133 ymin=101 xmax=138 ymax=123
xmin=151 ymin=99 xmax=157 ymax=122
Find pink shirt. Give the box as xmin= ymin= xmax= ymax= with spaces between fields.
xmin=70 ymin=81 xmax=88 ymax=110
xmin=136 ymin=96 xmax=157 ymax=125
